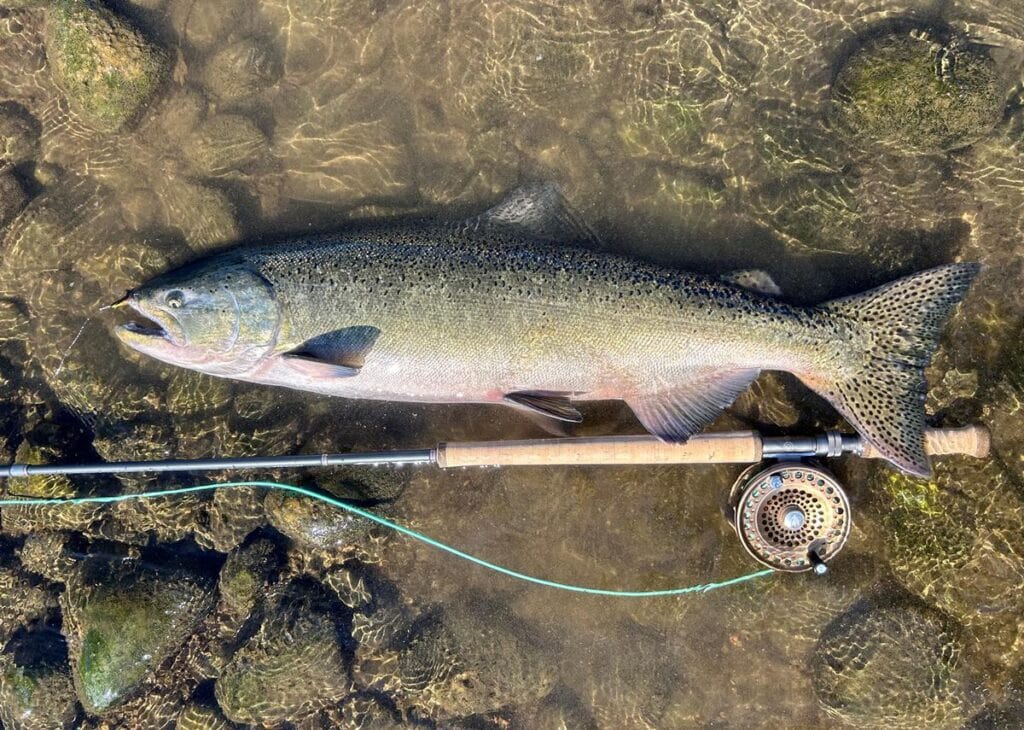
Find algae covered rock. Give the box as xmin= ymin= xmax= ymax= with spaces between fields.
xmin=215 ymin=579 xmax=353 ymax=725
xmin=18 ymin=532 xmax=77 ymax=584
xmin=11 ymin=438 xmax=75 ymax=499
xmin=217 ymin=537 xmax=279 ymax=618
xmin=44 ymin=0 xmax=169 ymax=132
xmin=831 ymin=29 xmax=1003 ymax=153
xmin=867 ymin=459 xmax=1024 ymax=667
xmin=812 ymin=596 xmax=974 ymax=729
xmin=61 ymin=557 xmax=216 ymax=715
xmin=0 ymin=628 xmax=78 ymax=730
xmin=265 ymin=488 xmax=373 ymax=553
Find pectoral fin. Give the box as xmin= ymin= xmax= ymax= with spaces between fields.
xmin=281 ymin=326 xmax=381 ymax=379
xmin=467 ymin=183 xmax=600 ymax=247
xmin=626 ymin=369 xmax=760 ymax=442
xmin=504 ymin=391 xmax=583 ymax=422
xmin=281 ymin=355 xmax=361 ymax=378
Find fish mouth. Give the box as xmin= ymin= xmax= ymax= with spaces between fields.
xmin=114 ymin=298 xmax=185 ymax=349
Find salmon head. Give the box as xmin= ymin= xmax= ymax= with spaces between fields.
xmin=113 ymin=256 xmax=280 ymax=376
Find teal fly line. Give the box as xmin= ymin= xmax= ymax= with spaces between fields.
xmin=0 ymin=480 xmax=774 ymax=597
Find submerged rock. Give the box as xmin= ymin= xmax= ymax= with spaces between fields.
xmin=813 ymin=596 xmax=974 ymax=729
xmin=201 ymin=37 xmax=281 ymax=104
xmin=0 ymin=167 xmax=27 ymax=228
xmin=17 ymin=532 xmax=77 ymax=584
xmin=831 ymin=29 xmax=1003 ymax=153
xmin=0 ymin=565 xmax=56 ymax=645
xmin=11 ymin=439 xmax=75 ymax=499
xmin=44 ymin=0 xmax=169 ymax=132
xmin=265 ymin=488 xmax=373 ymax=553
xmin=0 ymin=628 xmax=78 ymax=730
xmin=61 ymin=557 xmax=215 ymax=715
xmin=373 ymin=602 xmax=556 ymax=719
xmin=182 ymin=113 xmax=266 ymax=176
xmin=217 ymin=537 xmax=279 ymax=619
xmin=197 ymin=484 xmax=267 ymax=553
xmin=157 ymin=180 xmax=238 ymax=253
xmin=215 ymin=579 xmax=352 ymax=725
xmin=868 ymin=459 xmax=1024 ymax=668
xmin=0 ymin=104 xmax=38 ymax=166
xmin=175 ymin=702 xmax=233 ymax=730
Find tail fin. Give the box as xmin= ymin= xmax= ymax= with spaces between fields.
xmin=810 ymin=263 xmax=980 ymax=477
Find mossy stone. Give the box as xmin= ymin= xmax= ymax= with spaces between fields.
xmin=11 ymin=439 xmax=75 ymax=499
xmin=218 ymin=538 xmax=278 ymax=617
xmin=265 ymin=489 xmax=372 ymax=552
xmin=44 ymin=0 xmax=169 ymax=132
xmin=831 ymin=31 xmax=1003 ymax=153
xmin=64 ymin=560 xmax=215 ymax=715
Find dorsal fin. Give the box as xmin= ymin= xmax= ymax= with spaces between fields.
xmin=466 ymin=183 xmax=600 ymax=247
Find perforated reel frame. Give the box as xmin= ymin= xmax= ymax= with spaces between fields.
xmin=729 ymin=461 xmax=851 ymax=573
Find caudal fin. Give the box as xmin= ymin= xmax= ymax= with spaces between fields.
xmin=811 ymin=263 xmax=980 ymax=477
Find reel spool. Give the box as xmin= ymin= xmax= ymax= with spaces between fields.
xmin=728 ymin=461 xmax=850 ymax=574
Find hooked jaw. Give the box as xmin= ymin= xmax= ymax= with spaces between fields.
xmin=111 ymin=291 xmax=188 ymax=356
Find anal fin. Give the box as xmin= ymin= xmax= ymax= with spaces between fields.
xmin=626 ymin=369 xmax=760 ymax=442
xmin=504 ymin=391 xmax=583 ymax=423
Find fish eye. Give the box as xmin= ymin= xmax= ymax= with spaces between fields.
xmin=165 ymin=290 xmax=185 ymax=308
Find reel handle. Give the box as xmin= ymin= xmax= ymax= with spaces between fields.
xmin=436 ymin=431 xmax=763 ymax=468
xmin=861 ymin=424 xmax=991 ymax=460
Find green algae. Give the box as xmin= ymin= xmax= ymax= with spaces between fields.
xmin=869 ymin=460 xmax=1024 ymax=668
xmin=64 ymin=560 xmax=214 ymax=715
xmin=831 ymin=31 xmax=1003 ymax=153
xmin=218 ymin=538 xmax=278 ymax=618
xmin=45 ymin=0 xmax=168 ymax=132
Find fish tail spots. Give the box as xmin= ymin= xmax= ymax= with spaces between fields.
xmin=808 ymin=263 xmax=980 ymax=477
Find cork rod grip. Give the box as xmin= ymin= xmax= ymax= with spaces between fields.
xmin=861 ymin=425 xmax=991 ymax=460
xmin=435 ymin=431 xmax=763 ymax=468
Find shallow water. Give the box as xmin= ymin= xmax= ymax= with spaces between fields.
xmin=1 ymin=0 xmax=1024 ymax=727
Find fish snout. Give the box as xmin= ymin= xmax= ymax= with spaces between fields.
xmin=106 ymin=290 xmax=135 ymax=311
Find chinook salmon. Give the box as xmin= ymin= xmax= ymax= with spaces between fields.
xmin=114 ymin=185 xmax=978 ymax=477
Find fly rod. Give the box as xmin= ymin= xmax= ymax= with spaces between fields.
xmin=0 ymin=425 xmax=989 ymax=478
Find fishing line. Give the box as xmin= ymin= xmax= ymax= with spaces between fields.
xmin=0 ymin=480 xmax=774 ymax=597
xmin=53 ymin=313 xmax=100 ymax=379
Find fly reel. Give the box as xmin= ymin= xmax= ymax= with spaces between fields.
xmin=728 ymin=461 xmax=850 ymax=574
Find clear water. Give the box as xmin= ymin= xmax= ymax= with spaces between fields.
xmin=1 ymin=0 xmax=1024 ymax=727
